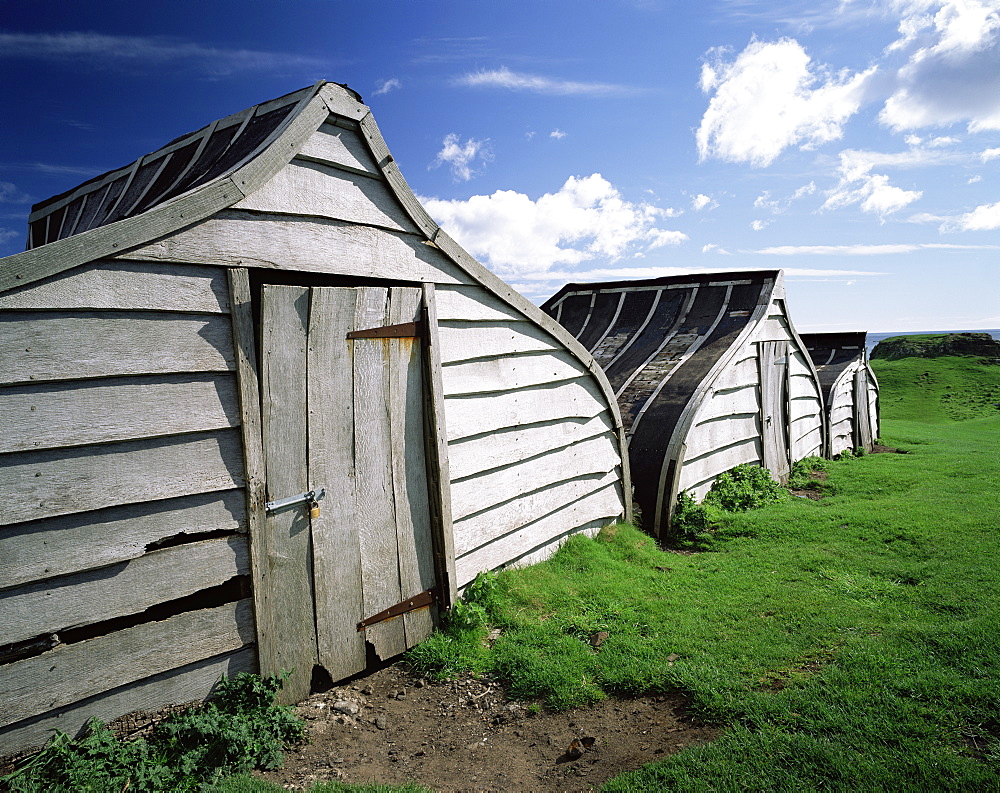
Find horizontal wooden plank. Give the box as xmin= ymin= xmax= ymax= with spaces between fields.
xmin=434 ymin=284 xmax=527 ymax=322
xmin=1 ymin=600 xmax=254 ymax=729
xmin=0 ymin=261 xmax=230 ymax=313
xmin=679 ymin=437 xmax=761 ymax=496
xmin=0 ymin=373 xmax=240 ymax=454
xmin=701 ymin=383 xmax=761 ymax=419
xmin=706 ymin=353 xmax=759 ymax=391
xmin=453 ymin=469 xmax=621 ymax=557
xmin=437 ymin=319 xmax=560 ymax=364
xmin=298 ymin=122 xmax=380 ymax=175
xmin=0 ymin=535 xmax=249 ymax=647
xmin=0 ymin=428 xmax=244 ymax=526
xmin=685 ymin=413 xmax=760 ymax=456
xmin=441 ymin=350 xmax=586 ymax=397
xmin=0 ymin=646 xmax=256 ymax=756
xmin=454 ymin=483 xmax=622 ymax=587
xmin=115 ymin=211 xmax=472 ymax=286
xmin=790 ymin=373 xmax=821 ymax=400
xmin=234 ymin=159 xmax=418 ymax=233
xmin=450 ymin=433 xmax=620 ymax=521
xmin=0 ymin=489 xmax=246 ymax=591
xmin=444 ymin=378 xmax=610 ymax=442
xmin=448 ymin=412 xmax=614 ymax=481
xmin=0 ymin=311 xmax=234 ymax=386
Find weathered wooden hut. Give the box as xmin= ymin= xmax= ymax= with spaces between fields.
xmin=0 ymin=81 xmax=629 ymax=754
xmin=800 ymin=332 xmax=879 ymax=456
xmin=541 ymin=270 xmax=824 ymax=536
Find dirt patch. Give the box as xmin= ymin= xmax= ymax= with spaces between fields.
xmin=259 ymin=662 xmax=718 ymax=792
xmin=871 ymin=444 xmax=907 ymax=454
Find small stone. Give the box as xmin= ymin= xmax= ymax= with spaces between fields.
xmin=361 ymin=686 xmax=373 ymax=695
xmin=375 ymin=716 xmax=388 ymax=730
xmin=414 ymin=679 xmax=426 ymax=688
xmin=332 ymin=700 xmax=359 ymax=716
xmin=332 ymin=757 xmax=345 ymax=764
xmin=396 ymin=691 xmax=406 ymax=700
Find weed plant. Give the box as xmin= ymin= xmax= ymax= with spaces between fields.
xmin=3 ymin=672 xmax=304 ymax=792
xmin=703 ymin=462 xmax=787 ymax=511
xmin=406 ymin=355 xmax=1000 ymax=789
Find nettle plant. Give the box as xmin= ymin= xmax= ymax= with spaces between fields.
xmin=704 ymin=463 xmax=787 ymax=512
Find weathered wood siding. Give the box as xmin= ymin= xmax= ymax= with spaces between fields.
xmin=0 ymin=260 xmax=255 ymax=755
xmin=156 ymin=118 xmax=627 ymax=592
xmin=677 ymin=298 xmax=822 ymax=499
xmin=754 ymin=301 xmax=823 ymax=464
xmin=436 ymin=284 xmax=625 ymax=589
xmin=828 ymin=371 xmax=857 ymax=456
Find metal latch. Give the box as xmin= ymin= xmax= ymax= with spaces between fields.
xmin=347 ymin=321 xmax=422 ymax=339
xmin=265 ymin=487 xmax=326 ymax=516
xmin=357 ymin=588 xmax=437 ymax=631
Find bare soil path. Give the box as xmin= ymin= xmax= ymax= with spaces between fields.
xmin=259 ymin=662 xmax=718 ymax=792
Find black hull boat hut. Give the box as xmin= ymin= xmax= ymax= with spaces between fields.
xmin=542 ymin=270 xmax=824 ymax=537
xmin=0 ymin=82 xmax=629 ymax=754
xmin=800 ymin=332 xmax=879 ymax=456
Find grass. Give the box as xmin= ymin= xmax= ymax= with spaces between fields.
xmin=407 ymin=354 xmax=1000 ymax=789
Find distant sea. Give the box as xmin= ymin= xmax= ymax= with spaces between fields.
xmin=865 ymin=329 xmax=1000 ymax=355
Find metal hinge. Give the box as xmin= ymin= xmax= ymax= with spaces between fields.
xmin=357 ymin=588 xmax=437 ymax=631
xmin=347 ymin=320 xmax=422 ymax=339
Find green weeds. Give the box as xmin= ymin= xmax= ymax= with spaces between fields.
xmin=3 ymin=672 xmax=304 ymax=792
xmin=703 ymin=462 xmax=787 ymax=511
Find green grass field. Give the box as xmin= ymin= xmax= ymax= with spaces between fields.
xmin=408 ymin=353 xmax=1000 ymax=790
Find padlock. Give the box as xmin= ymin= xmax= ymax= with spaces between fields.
xmin=308 ymin=498 xmax=321 ymax=519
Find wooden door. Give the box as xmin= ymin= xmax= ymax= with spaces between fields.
xmin=260 ymin=284 xmax=437 ymax=700
xmin=758 ymin=341 xmax=790 ymax=482
xmin=853 ymin=369 xmax=873 ymax=451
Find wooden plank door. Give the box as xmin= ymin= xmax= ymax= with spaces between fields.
xmin=260 ymin=284 xmax=437 ymax=699
xmin=853 ymin=369 xmax=873 ymax=451
xmin=758 ymin=341 xmax=790 ymax=482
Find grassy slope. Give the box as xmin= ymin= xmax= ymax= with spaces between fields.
xmin=407 ymin=355 xmax=1000 ymax=790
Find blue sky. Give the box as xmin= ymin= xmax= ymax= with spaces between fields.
xmin=1 ymin=0 xmax=998 ymax=332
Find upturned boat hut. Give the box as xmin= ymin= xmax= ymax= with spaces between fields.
xmin=541 ymin=270 xmax=824 ymax=536
xmin=800 ymin=332 xmax=879 ymax=456
xmin=0 ymin=81 xmax=629 ymax=754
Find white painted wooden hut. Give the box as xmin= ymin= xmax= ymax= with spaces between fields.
xmin=541 ymin=270 xmax=824 ymax=537
xmin=800 ymin=332 xmax=879 ymax=456
xmin=0 ymin=82 xmax=629 ymax=754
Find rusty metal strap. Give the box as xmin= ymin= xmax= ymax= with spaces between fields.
xmin=357 ymin=588 xmax=437 ymax=631
xmin=347 ymin=320 xmax=422 ymax=339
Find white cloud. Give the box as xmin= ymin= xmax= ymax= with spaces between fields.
xmin=754 ymin=182 xmax=817 ymax=217
xmin=880 ymin=0 xmax=1000 ymax=131
xmin=702 ymin=243 xmax=732 ymax=253
xmin=942 ymin=200 xmax=1000 ymax=230
xmin=0 ymin=228 xmax=19 ymax=245
xmin=821 ymin=149 xmax=923 ymax=217
xmin=373 ymin=78 xmax=401 ymax=96
xmin=969 ymin=174 xmax=983 ymax=183
xmin=0 ymin=31 xmax=326 ymax=76
xmin=420 ymin=174 xmax=687 ymax=277
xmin=754 ymin=242 xmax=1000 ymax=254
xmin=0 ymin=182 xmax=31 ymax=203
xmin=549 ymin=129 xmax=567 ymax=139
xmin=454 ymin=67 xmax=632 ymax=96
xmin=430 ymin=134 xmax=493 ymax=182
xmin=751 ymin=219 xmax=771 ymax=230
xmin=697 ymin=37 xmax=876 ymax=166
xmin=982 ymin=147 xmax=1000 ymax=161
xmin=691 ymin=193 xmax=718 ymax=211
